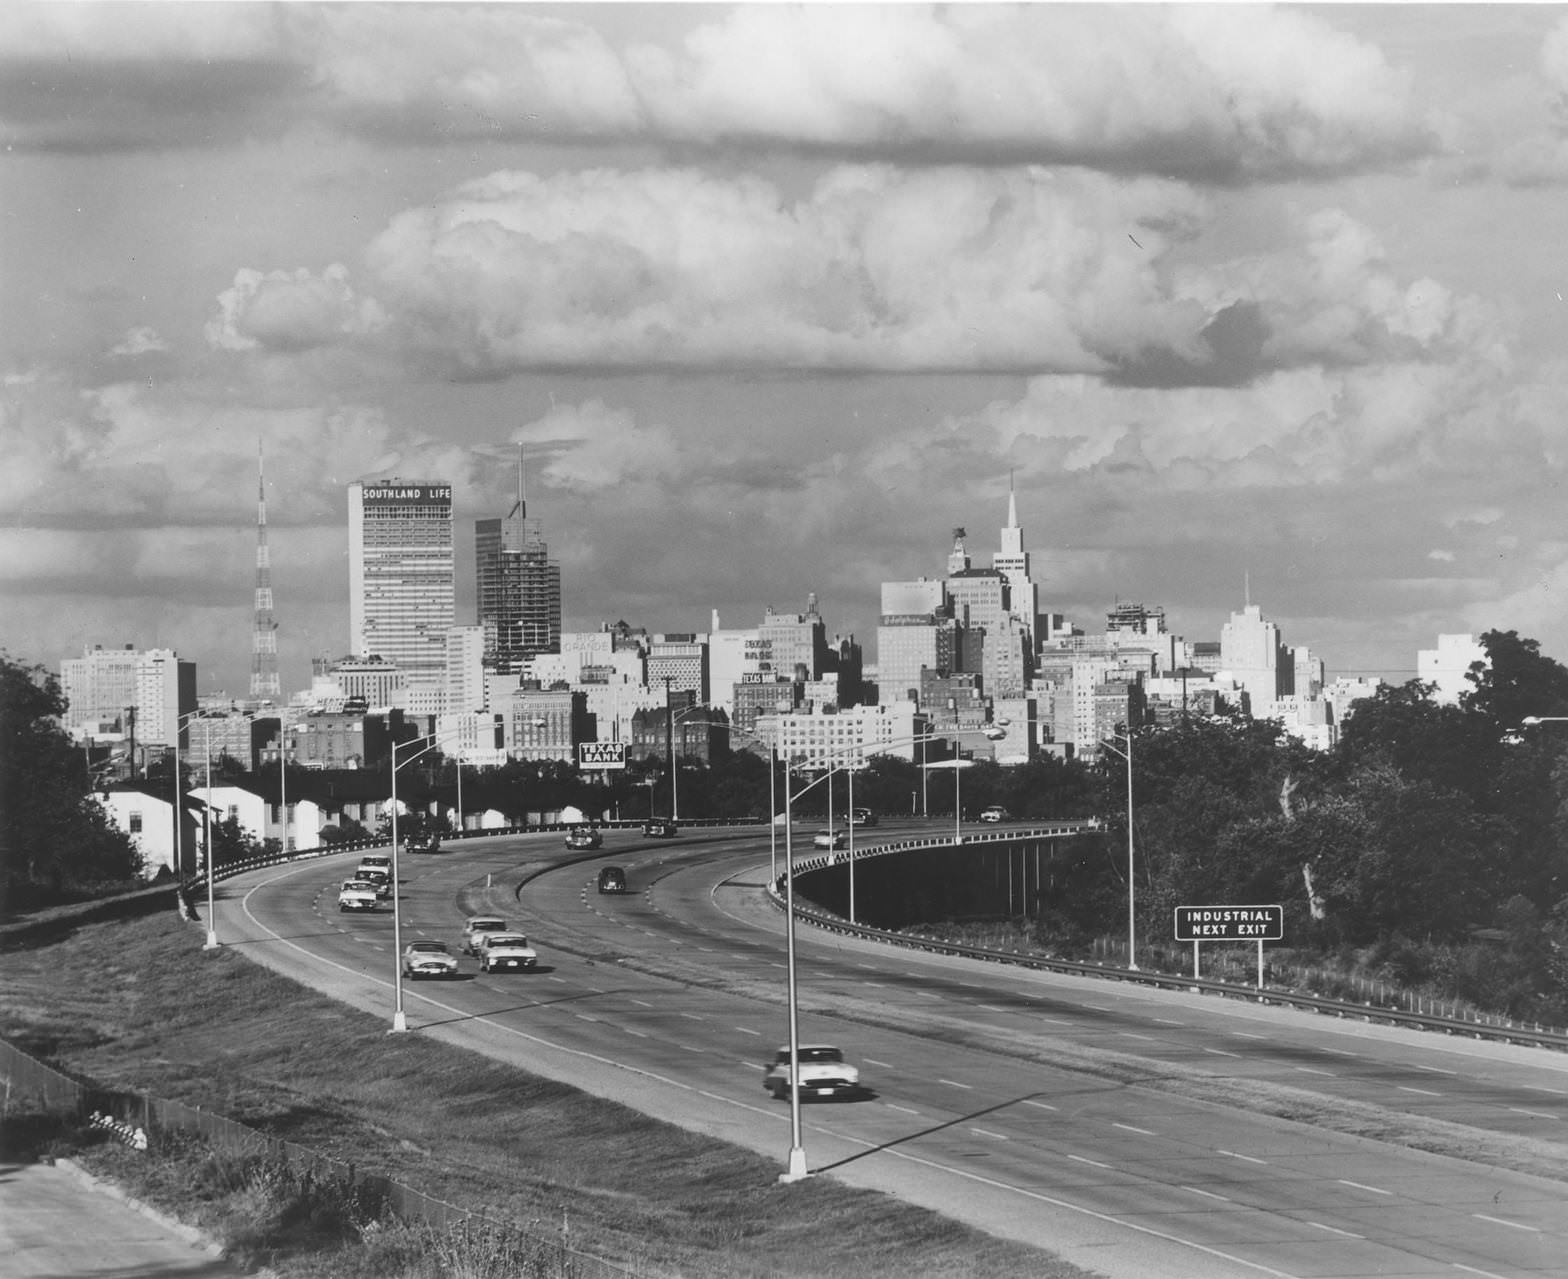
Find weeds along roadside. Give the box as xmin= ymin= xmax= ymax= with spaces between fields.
xmin=0 ymin=910 xmax=1083 ymax=1279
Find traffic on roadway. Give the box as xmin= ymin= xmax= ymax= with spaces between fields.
xmin=215 ymin=820 xmax=1568 ymax=1279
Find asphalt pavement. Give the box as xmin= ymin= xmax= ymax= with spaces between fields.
xmin=0 ymin=1157 xmax=253 ymax=1278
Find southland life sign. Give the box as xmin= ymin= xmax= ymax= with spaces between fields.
xmin=360 ymin=483 xmax=452 ymax=505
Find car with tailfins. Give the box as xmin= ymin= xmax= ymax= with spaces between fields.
xmin=401 ymin=939 xmax=458 ymax=979
xmin=476 ymin=931 xmax=538 ymax=973
xmin=762 ymin=1044 xmax=862 ymax=1101
xmin=812 ymin=829 xmax=847 ymax=850
xmin=338 ymin=879 xmax=380 ymax=912
xmin=461 ymin=915 xmax=508 ymax=956
xmin=565 ymin=826 xmax=603 ymax=850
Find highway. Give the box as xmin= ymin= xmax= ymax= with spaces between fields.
xmin=218 ymin=824 xmax=1568 ymax=1279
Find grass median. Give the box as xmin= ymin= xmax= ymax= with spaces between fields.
xmin=0 ymin=909 xmax=1092 ymax=1278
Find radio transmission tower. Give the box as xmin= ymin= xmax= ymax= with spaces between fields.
xmin=250 ymin=442 xmax=281 ymax=702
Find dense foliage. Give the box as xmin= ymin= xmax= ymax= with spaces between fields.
xmin=0 ymin=654 xmax=142 ymax=914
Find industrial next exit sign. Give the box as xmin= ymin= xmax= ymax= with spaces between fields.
xmin=1173 ymin=905 xmax=1283 ymax=941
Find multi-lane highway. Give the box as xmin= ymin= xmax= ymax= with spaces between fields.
xmin=219 ymin=824 xmax=1568 ymax=1279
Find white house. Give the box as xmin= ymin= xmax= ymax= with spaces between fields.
xmin=193 ymin=781 xmax=325 ymax=856
xmin=94 ymin=786 xmax=184 ymax=880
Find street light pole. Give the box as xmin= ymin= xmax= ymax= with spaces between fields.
xmin=1101 ymin=728 xmax=1138 ymax=972
xmin=780 ymin=766 xmax=807 ymax=1183
xmin=202 ymin=718 xmax=217 ymax=950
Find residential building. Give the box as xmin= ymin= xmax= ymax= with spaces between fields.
xmin=348 ymin=479 xmax=454 ymax=682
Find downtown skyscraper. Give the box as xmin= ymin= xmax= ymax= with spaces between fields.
xmin=475 ymin=466 xmax=560 ymax=674
xmin=348 ymin=479 xmax=454 ymax=683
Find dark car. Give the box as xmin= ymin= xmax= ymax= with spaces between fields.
xmin=643 ymin=818 xmax=678 ymax=838
xmin=565 ymin=826 xmax=603 ymax=850
xmin=596 ymin=865 xmax=627 ymax=894
xmin=405 ymin=829 xmax=441 ymax=853
xmin=849 ymin=808 xmax=878 ymax=827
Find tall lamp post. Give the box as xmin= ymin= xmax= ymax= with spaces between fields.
xmin=774 ymin=722 xmax=1004 ymax=1182
xmin=1101 ymin=727 xmax=1138 ymax=972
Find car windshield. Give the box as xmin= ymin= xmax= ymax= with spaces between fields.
xmin=469 ymin=919 xmax=504 ymax=930
xmin=780 ymin=1047 xmax=843 ymax=1064
xmin=410 ymin=942 xmax=447 ymax=953
xmin=489 ymin=935 xmax=528 ymax=947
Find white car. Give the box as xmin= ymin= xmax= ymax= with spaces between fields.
xmin=357 ymin=853 xmax=392 ymax=877
xmin=338 ymin=879 xmax=379 ymax=912
xmin=461 ymin=915 xmax=508 ymax=955
xmin=812 ymin=829 xmax=847 ymax=850
xmin=477 ymin=932 xmax=538 ymax=973
xmin=401 ymin=940 xmax=458 ymax=979
xmin=979 ymin=806 xmax=1010 ymax=823
xmin=762 ymin=1045 xmax=862 ymax=1100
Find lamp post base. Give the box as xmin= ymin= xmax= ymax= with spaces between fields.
xmin=203 ymin=930 xmax=219 ymax=950
xmin=778 ymin=1147 xmax=809 ymax=1183
xmin=391 ymin=1010 xmax=408 ymax=1034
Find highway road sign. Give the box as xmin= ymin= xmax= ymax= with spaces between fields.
xmin=1174 ymin=904 xmax=1283 ymax=941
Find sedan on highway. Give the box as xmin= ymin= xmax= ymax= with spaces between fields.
xmin=642 ymin=818 xmax=678 ymax=838
xmin=401 ymin=940 xmax=458 ymax=980
xmin=812 ymin=829 xmax=847 ymax=850
xmin=476 ymin=932 xmax=538 ymax=973
xmin=565 ymin=826 xmax=603 ymax=850
xmin=762 ymin=1045 xmax=862 ymax=1100
xmin=461 ymin=915 xmax=508 ymax=955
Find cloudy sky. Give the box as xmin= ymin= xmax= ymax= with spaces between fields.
xmin=7 ymin=2 xmax=1568 ymax=697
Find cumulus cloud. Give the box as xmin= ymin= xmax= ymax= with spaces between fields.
xmin=109 ymin=327 xmax=167 ymax=357
xmin=206 ymin=265 xmax=386 ymax=352
xmin=3 ymin=4 xmax=1431 ymax=179
xmin=219 ymin=164 xmax=1217 ymax=375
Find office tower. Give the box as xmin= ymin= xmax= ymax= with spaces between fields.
xmin=1418 ymin=633 xmax=1486 ymax=705
xmin=1220 ymin=603 xmax=1289 ymax=713
xmin=648 ymin=634 xmax=708 ymax=701
xmin=475 ymin=461 xmax=560 ymax=674
xmin=877 ymin=577 xmax=953 ymax=706
xmin=759 ymin=598 xmax=828 ymax=681
xmin=60 ymin=644 xmax=196 ymax=752
xmin=348 ymin=479 xmax=454 ymax=683
xmin=251 ymin=443 xmax=281 ymax=703
xmin=992 ymin=480 xmax=1039 ymax=636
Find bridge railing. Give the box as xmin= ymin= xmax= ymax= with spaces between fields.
xmin=767 ymin=829 xmax=1568 ymax=1055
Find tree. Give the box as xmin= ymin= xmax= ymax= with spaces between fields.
xmin=1462 ymin=630 xmax=1568 ymax=732
xmin=0 ymin=653 xmax=142 ymax=912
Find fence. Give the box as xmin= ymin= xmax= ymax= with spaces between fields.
xmin=0 ymin=1039 xmax=654 ymax=1277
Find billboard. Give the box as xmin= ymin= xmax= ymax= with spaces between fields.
xmin=578 ymin=741 xmax=627 ymax=770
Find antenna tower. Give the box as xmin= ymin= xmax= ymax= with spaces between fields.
xmin=250 ymin=442 xmax=281 ymax=702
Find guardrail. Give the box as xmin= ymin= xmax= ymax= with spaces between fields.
xmin=768 ymin=829 xmax=1568 ymax=1055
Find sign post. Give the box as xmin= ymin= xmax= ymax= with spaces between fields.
xmin=1173 ymin=904 xmax=1283 ymax=989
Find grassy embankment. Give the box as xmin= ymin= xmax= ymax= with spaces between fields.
xmin=0 ymin=909 xmax=1093 ymax=1279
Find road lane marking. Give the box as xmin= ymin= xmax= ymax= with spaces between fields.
xmin=1337 ymin=1180 xmax=1392 ymax=1196
xmin=1040 ymin=1017 xmax=1073 ymax=1026
xmin=1068 ymin=1154 xmax=1112 ymax=1170
xmin=1022 ymin=1100 xmax=1058 ymax=1112
xmin=1295 ymin=1067 xmax=1335 ymax=1076
xmin=734 ymin=1026 xmax=761 ymax=1036
xmin=248 ymin=862 xmax=1307 ymax=1279
xmin=1119 ymin=1032 xmax=1156 ymax=1042
xmin=1508 ymin=1107 xmax=1558 ymax=1120
xmin=623 ymin=1028 xmax=648 ymax=1037
xmin=970 ymin=1127 xmax=1009 ymax=1141
xmin=1453 ymin=1266 xmax=1512 ymax=1279
xmin=1203 ymin=1048 xmax=1242 ymax=1058
xmin=1397 ymin=1086 xmax=1441 ymax=1097
xmin=1218 ymin=1150 xmax=1267 ymax=1164
xmin=574 ymin=1013 xmax=599 ymax=1023
xmin=1232 ymin=1031 xmax=1266 ymax=1039
xmin=1524 ymin=1084 xmax=1566 ymax=1095
xmin=1113 ymin=1123 xmax=1156 ymax=1136
xmin=1153 ymin=1018 xmax=1184 ymax=1026
xmin=1412 ymin=1064 xmax=1456 ymax=1075
xmin=1181 ymin=1186 xmax=1229 ymax=1202
xmin=885 ymin=1103 xmax=921 ymax=1115
xmin=979 ymin=1004 xmax=1010 ymax=1013
xmin=864 ymin=1057 xmax=892 ymax=1069
xmin=677 ymin=1043 xmax=702 ymax=1053
xmin=1306 ymin=1222 xmax=1362 ymax=1239
xmin=1471 ymin=1214 xmax=1540 ymax=1233
xmin=679 ymin=1012 xmax=704 ymax=1020
xmin=939 ymin=1078 xmax=974 ymax=1090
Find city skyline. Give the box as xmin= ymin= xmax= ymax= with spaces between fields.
xmin=8 ymin=4 xmax=1568 ymax=695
